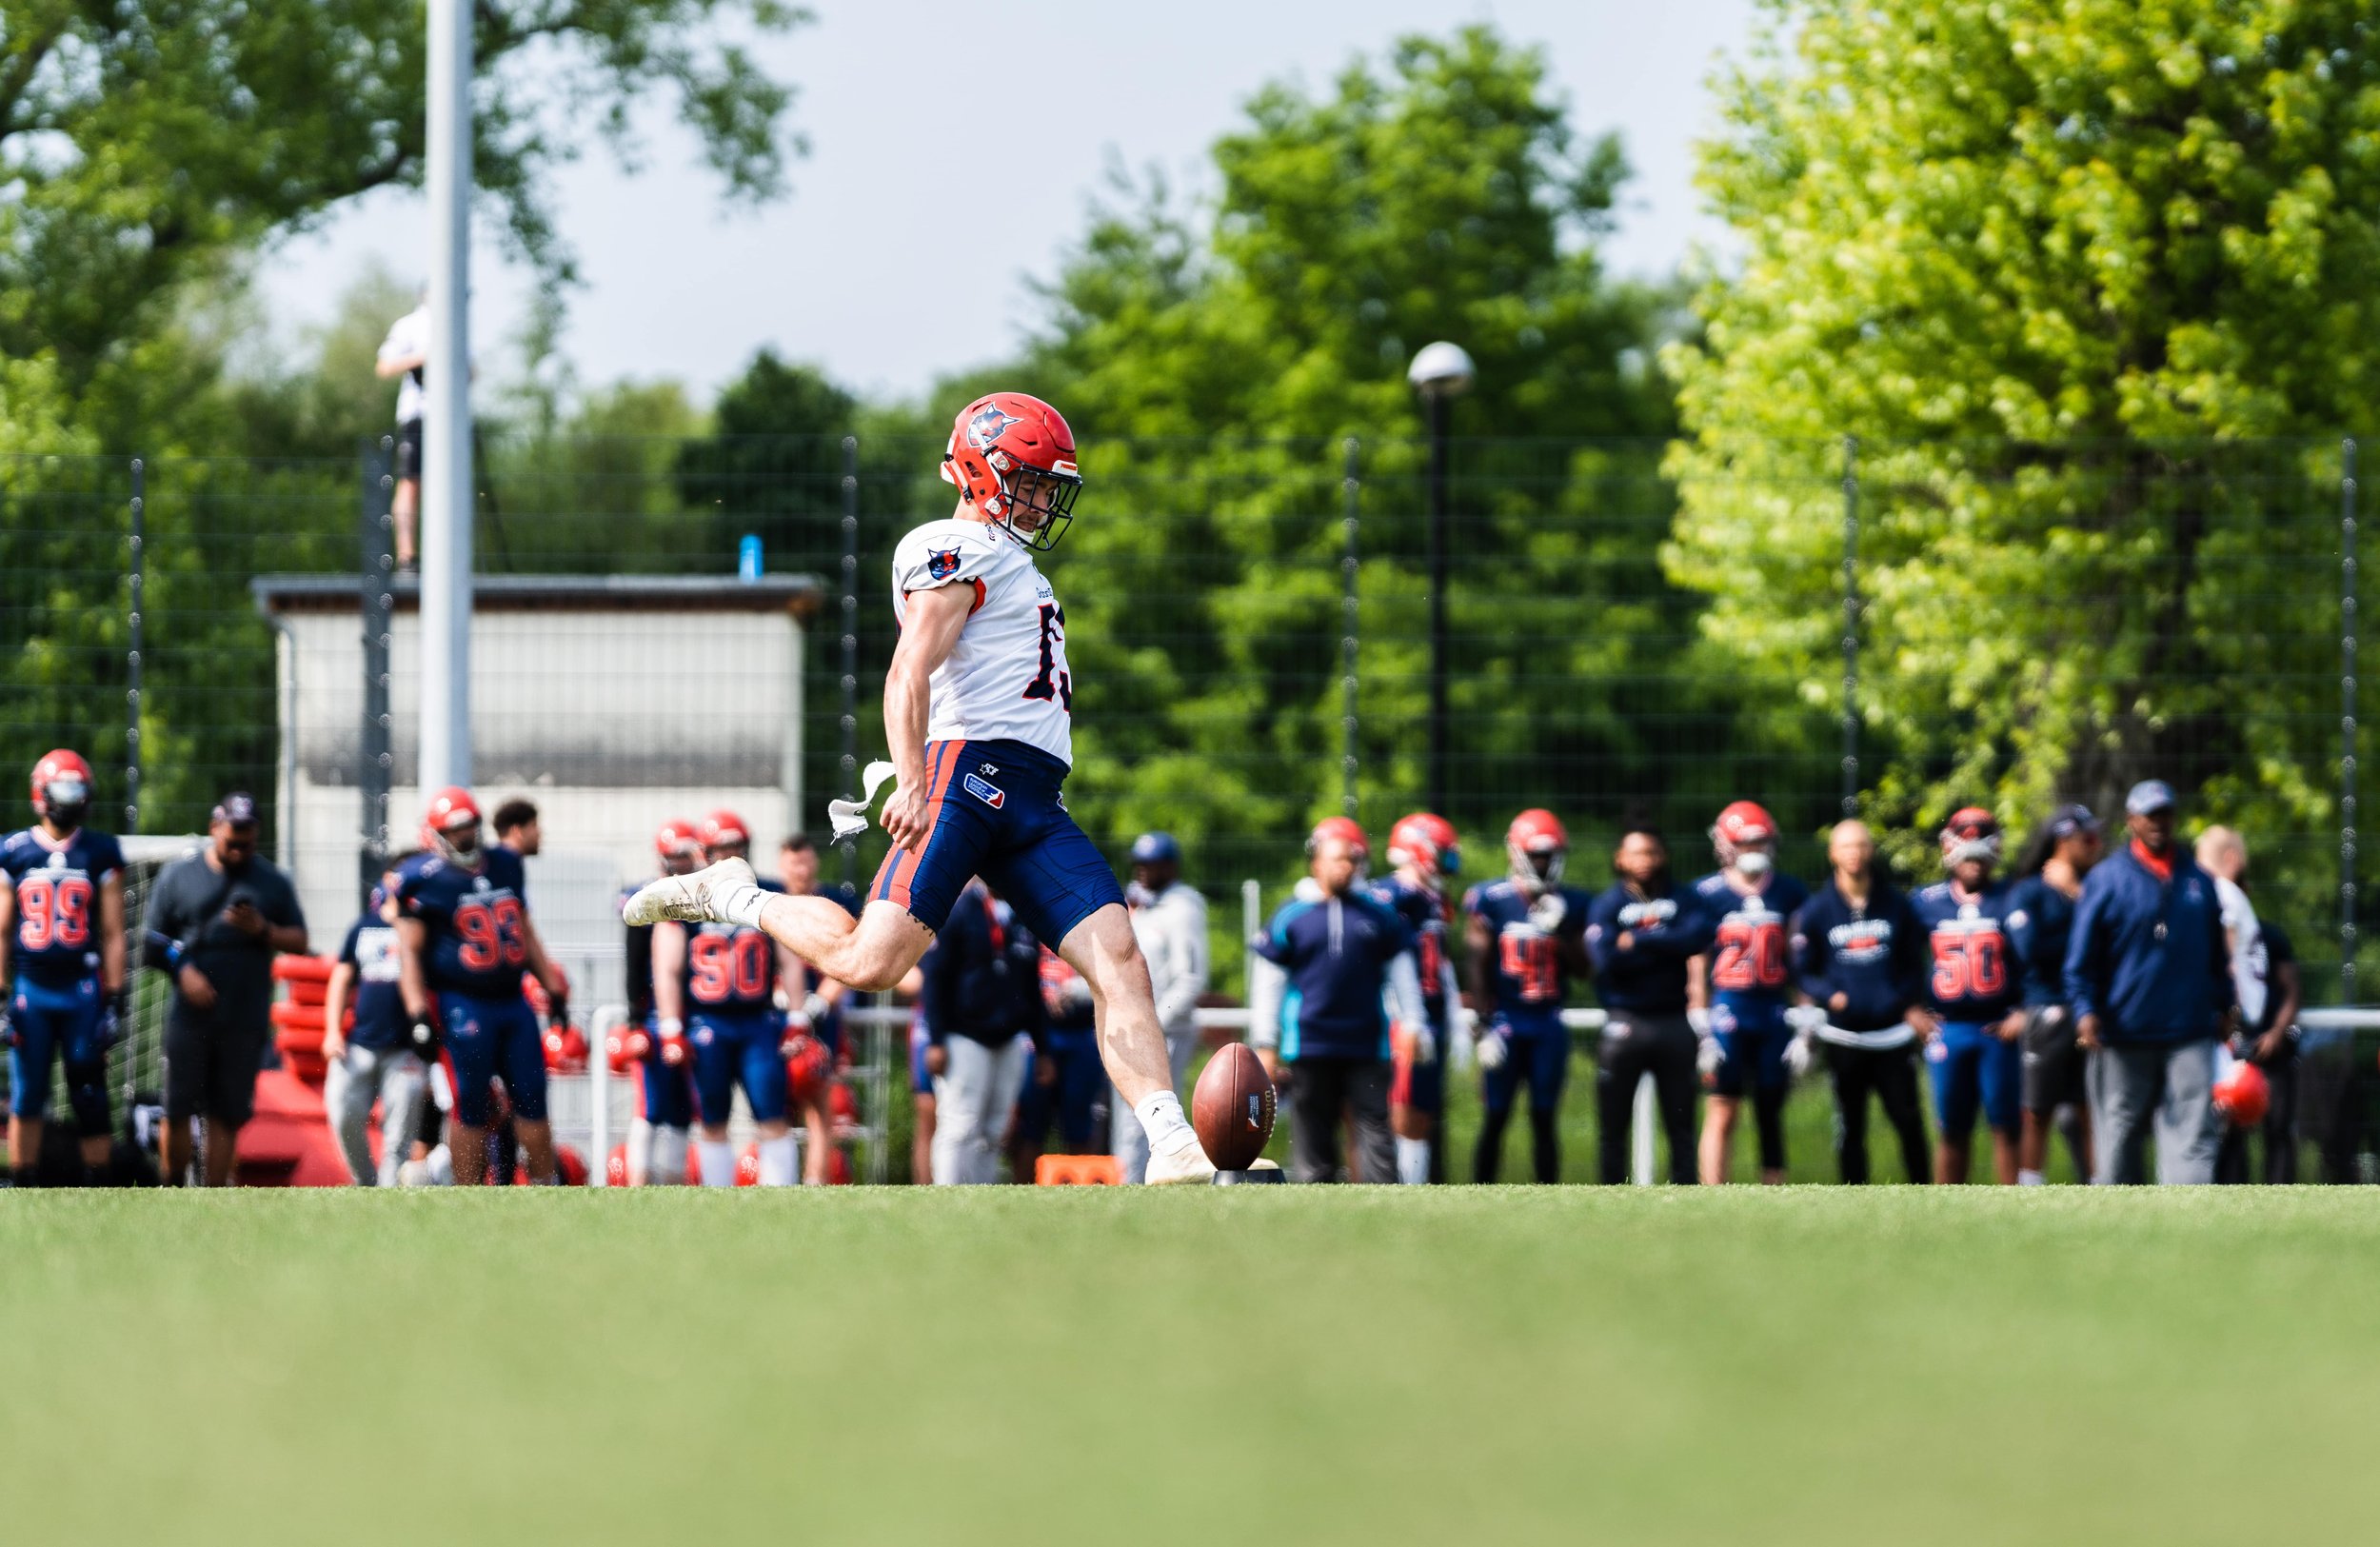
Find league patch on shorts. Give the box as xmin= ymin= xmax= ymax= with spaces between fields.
xmin=962 ymin=772 xmax=1006 ymax=809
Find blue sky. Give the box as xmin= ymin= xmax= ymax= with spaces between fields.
xmin=261 ymin=0 xmax=1758 ymax=403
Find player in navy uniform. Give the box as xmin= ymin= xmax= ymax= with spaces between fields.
xmin=1911 ymin=808 xmax=2027 ymax=1184
xmin=394 ymin=787 xmax=568 ymax=1186
xmin=1794 ymin=820 xmax=1934 ymax=1184
xmin=776 ymin=832 xmax=852 ymax=1185
xmin=1687 ymin=800 xmax=1811 ymax=1185
xmin=2006 ymin=803 xmax=2102 ymax=1183
xmin=1464 ymin=809 xmax=1593 ymax=1183
xmin=1584 ymin=822 xmax=1710 ymax=1184
xmin=627 ymin=392 xmax=1214 ymax=1181
xmin=619 ymin=819 xmax=701 ymax=1184
xmin=1378 ymin=812 xmax=1461 ymax=1184
xmin=0 ymin=750 xmax=128 ymax=1185
xmin=653 ymin=809 xmax=801 ymax=1187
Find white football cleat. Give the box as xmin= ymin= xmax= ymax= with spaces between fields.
xmin=1143 ymin=1137 xmax=1219 ymax=1186
xmin=624 ymin=856 xmax=757 ymax=926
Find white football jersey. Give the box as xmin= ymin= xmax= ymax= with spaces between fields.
xmin=890 ymin=518 xmax=1073 ymax=767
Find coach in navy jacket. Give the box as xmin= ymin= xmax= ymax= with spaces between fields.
xmin=2063 ymin=781 xmax=2235 ymax=1184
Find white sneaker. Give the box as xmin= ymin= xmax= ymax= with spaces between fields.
xmin=623 ymin=857 xmax=757 ymax=926
xmin=1143 ymin=1138 xmax=1219 ymax=1185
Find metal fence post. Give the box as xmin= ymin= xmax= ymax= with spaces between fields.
xmin=1340 ymin=436 xmax=1360 ymax=816
xmin=362 ymin=440 xmax=397 ymax=899
xmin=840 ymin=434 xmax=861 ymax=896
xmin=1840 ymin=435 xmax=1861 ymax=818
xmin=126 ymin=457 xmax=144 ymax=834
xmin=2344 ymin=437 xmax=2359 ymax=1003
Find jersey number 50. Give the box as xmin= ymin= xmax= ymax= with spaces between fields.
xmin=14 ymin=875 xmax=92 ymax=951
xmin=1930 ymin=930 xmax=2008 ymax=1001
xmin=454 ymin=898 xmax=526 ymax=972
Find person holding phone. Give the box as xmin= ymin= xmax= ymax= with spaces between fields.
xmin=139 ymin=795 xmax=307 ymax=1185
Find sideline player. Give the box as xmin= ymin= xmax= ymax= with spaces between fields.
xmin=1688 ymin=801 xmax=1810 ymax=1185
xmin=1911 ymin=808 xmax=2025 ymax=1184
xmin=394 ymin=788 xmax=569 ymax=1186
xmin=0 ymin=751 xmax=128 ymax=1184
xmin=2006 ymin=804 xmax=2101 ymax=1182
xmin=1464 ymin=809 xmax=1592 ymax=1183
xmin=1793 ymin=820 xmax=1933 ymax=1184
xmin=626 ymin=392 xmax=1215 ymax=1182
xmin=1378 ymin=813 xmax=1461 ymax=1183
xmin=619 ymin=820 xmax=702 ymax=1184
xmin=653 ymin=810 xmax=799 ymax=1187
xmin=776 ymin=833 xmax=850 ymax=1185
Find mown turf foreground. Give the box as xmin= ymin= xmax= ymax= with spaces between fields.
xmin=5 ymin=1189 xmax=2377 ymax=1545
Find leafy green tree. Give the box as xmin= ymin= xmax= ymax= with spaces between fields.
xmin=2 ymin=0 xmax=808 ymax=398
xmin=1666 ymin=0 xmax=2372 ymax=905
xmin=1003 ymin=26 xmax=1692 ymax=883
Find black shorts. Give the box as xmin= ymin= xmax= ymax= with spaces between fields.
xmin=163 ymin=1010 xmax=269 ymax=1127
xmin=2018 ymin=1004 xmax=2085 ymax=1114
xmin=394 ymin=419 xmax=423 ymax=483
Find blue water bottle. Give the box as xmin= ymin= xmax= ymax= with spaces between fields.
xmin=738 ymin=534 xmax=763 ymax=582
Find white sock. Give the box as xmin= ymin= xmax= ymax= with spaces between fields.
xmin=1135 ymin=1090 xmax=1195 ymax=1156
xmin=697 ymin=1139 xmax=736 ymax=1188
xmin=626 ymin=1118 xmax=654 ymax=1185
xmin=1396 ymin=1137 xmax=1431 ymax=1185
xmin=758 ymin=1134 xmax=798 ymax=1186
xmin=650 ymin=1124 xmax=689 ymax=1185
xmin=2017 ymin=1168 xmax=2046 ymax=1186
xmin=717 ymin=874 xmax=769 ymax=930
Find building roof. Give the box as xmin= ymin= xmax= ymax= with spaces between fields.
xmin=250 ymin=572 xmax=825 ymax=619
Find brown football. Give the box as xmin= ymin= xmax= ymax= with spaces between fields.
xmin=1192 ymin=1042 xmax=1277 ymax=1172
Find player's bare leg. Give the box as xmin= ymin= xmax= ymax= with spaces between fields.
xmin=1698 ymin=1096 xmax=1737 ymax=1184
xmin=515 ymin=1117 xmax=557 ymax=1183
xmin=626 ymin=859 xmax=931 ymax=992
xmin=450 ymin=1122 xmax=489 ymax=1186
xmin=1057 ymin=903 xmax=1214 ymax=1183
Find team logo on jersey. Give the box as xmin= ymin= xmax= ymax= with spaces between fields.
xmin=962 ymin=773 xmax=1006 ymax=810
xmin=927 ymin=548 xmax=961 ymax=582
xmin=964 ymin=406 xmax=1020 ymax=450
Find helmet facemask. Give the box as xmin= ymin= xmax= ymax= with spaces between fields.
xmin=38 ymin=775 xmax=89 ymax=832
xmin=983 ymin=458 xmax=1080 ymax=552
xmin=432 ymin=819 xmax=483 ymax=868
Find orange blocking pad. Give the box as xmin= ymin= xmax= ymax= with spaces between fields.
xmin=1035 ymin=1154 xmax=1122 ymax=1186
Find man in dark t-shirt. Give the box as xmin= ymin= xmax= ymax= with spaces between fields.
xmin=2216 ymin=917 xmax=2303 ymax=1185
xmin=139 ymin=795 xmax=306 ymax=1185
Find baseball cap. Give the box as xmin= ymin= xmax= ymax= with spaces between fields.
xmin=212 ymin=791 xmax=259 ymax=827
xmin=1130 ymin=831 xmax=1182 ymax=865
xmin=2124 ymin=780 xmax=2175 ymax=817
xmin=2047 ymin=803 xmax=2100 ymax=839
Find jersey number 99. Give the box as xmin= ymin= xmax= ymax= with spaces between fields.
xmin=14 ymin=875 xmax=92 ymax=951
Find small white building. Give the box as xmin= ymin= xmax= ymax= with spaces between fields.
xmin=251 ymin=573 xmax=823 ymax=1010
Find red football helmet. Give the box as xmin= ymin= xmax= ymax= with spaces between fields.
xmin=697 ymin=808 xmax=750 ymax=854
xmin=940 ymin=391 xmax=1081 ymax=550
xmin=1506 ymin=809 xmax=1568 ymax=890
xmin=1307 ymin=815 xmax=1370 ymax=860
xmin=654 ymin=818 xmax=703 ymax=872
xmin=605 ymin=1143 xmax=629 ymax=1188
xmin=785 ymin=1034 xmax=832 ymax=1105
xmin=1940 ymin=806 xmax=2004 ymax=866
xmin=553 ymin=1145 xmax=590 ymax=1187
xmin=2213 ymin=1061 xmax=2271 ymax=1128
xmin=30 ymin=749 xmax=94 ymax=826
xmin=1711 ymin=801 xmax=1777 ymax=868
xmin=421 ymin=786 xmax=482 ymax=863
xmin=735 ymin=1143 xmax=763 ymax=1187
xmin=1388 ymin=813 xmax=1460 ymax=881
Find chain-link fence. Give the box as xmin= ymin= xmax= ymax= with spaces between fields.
xmin=0 ymin=434 xmax=2363 ymax=1173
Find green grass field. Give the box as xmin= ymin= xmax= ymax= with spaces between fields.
xmin=7 ymin=1188 xmax=2378 ymax=1545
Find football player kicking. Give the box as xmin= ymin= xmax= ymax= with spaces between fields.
xmin=652 ymin=809 xmax=801 ymax=1187
xmin=619 ymin=820 xmax=703 ymax=1184
xmin=395 ymin=789 xmax=570 ymax=1185
xmin=1464 ymin=810 xmax=1593 ymax=1183
xmin=1689 ymin=801 xmax=1811 ymax=1185
xmin=0 ymin=751 xmax=129 ymax=1185
xmin=1911 ymin=809 xmax=2026 ymax=1184
xmin=1378 ymin=813 xmax=1462 ymax=1184
xmin=627 ymin=393 xmax=1215 ymax=1182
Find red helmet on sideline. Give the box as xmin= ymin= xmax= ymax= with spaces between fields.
xmin=1388 ymin=813 xmax=1460 ymax=880
xmin=2213 ymin=1061 xmax=2271 ymax=1129
xmin=654 ymin=818 xmax=702 ymax=871
xmin=1506 ymin=809 xmax=1568 ymax=890
xmin=1940 ymin=807 xmax=2004 ymax=866
xmin=698 ymin=809 xmax=750 ymax=853
xmin=1307 ymin=816 xmax=1370 ymax=858
xmin=940 ymin=392 xmax=1081 ymax=551
xmin=421 ymin=786 xmax=482 ymax=863
xmin=30 ymin=749 xmax=93 ymax=825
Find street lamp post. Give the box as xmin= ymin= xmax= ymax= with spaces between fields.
xmin=1408 ymin=342 xmax=1475 ymax=817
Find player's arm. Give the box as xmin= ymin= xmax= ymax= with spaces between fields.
xmin=650 ymin=921 xmax=689 ymax=1063
xmin=1556 ymin=911 xmax=1591 ymax=976
xmin=1464 ymin=909 xmax=1495 ymax=1011
xmin=2256 ymin=956 xmax=2302 ymax=1063
xmin=880 ymin=583 xmax=976 ymax=853
xmin=99 ymin=872 xmax=127 ymax=995
xmin=0 ymin=874 xmax=15 ymax=989
xmin=395 ymin=915 xmax=432 ymax=1021
xmin=514 ymin=904 xmax=564 ymax=999
xmin=323 ymin=957 xmax=355 ymax=1060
